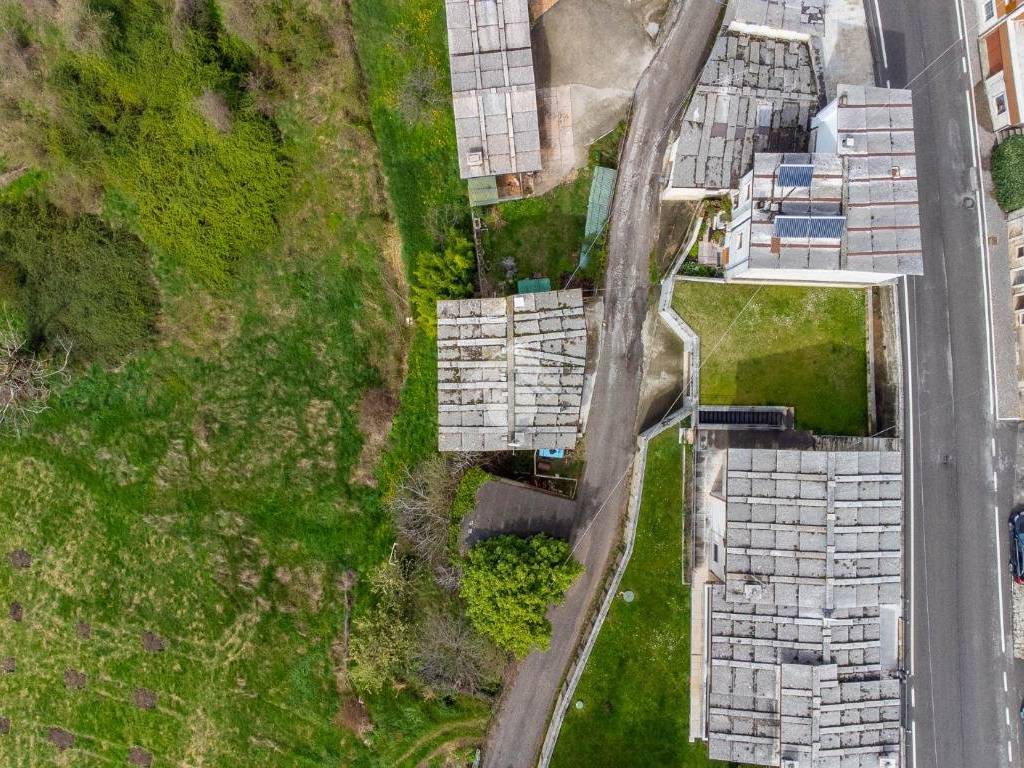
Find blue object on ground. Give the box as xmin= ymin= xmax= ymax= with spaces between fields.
xmin=538 ymin=448 xmax=565 ymax=459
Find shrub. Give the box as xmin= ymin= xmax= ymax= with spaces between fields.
xmin=449 ymin=467 xmax=489 ymax=552
xmin=45 ymin=0 xmax=290 ymax=286
xmin=992 ymin=135 xmax=1024 ymax=212
xmin=460 ymin=534 xmax=582 ymax=658
xmin=348 ymin=559 xmax=414 ymax=695
xmin=0 ymin=194 xmax=158 ymax=363
xmin=411 ymin=230 xmax=475 ymax=333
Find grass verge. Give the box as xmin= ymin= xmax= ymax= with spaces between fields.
xmin=673 ymin=281 xmax=867 ymax=435
xmin=992 ymin=135 xmax=1024 ymax=212
xmin=550 ymin=430 xmax=725 ymax=767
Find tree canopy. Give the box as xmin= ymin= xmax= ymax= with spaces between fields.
xmin=460 ymin=534 xmax=582 ymax=658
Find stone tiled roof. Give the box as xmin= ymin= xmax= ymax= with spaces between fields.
xmin=436 ymin=290 xmax=586 ymax=452
xmin=667 ymin=32 xmax=820 ymax=194
xmin=706 ymin=446 xmax=904 ymax=767
xmin=445 ymin=0 xmax=542 ymax=179
xmin=836 ymin=85 xmax=922 ymax=275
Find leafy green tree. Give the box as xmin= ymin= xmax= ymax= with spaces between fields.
xmin=460 ymin=534 xmax=582 ymax=658
xmin=411 ymin=231 xmax=475 ymax=333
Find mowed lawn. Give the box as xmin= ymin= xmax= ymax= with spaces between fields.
xmin=673 ymin=281 xmax=868 ymax=436
xmin=551 ymin=431 xmax=726 ymax=768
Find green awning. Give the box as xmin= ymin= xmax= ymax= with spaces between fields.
xmin=467 ymin=176 xmax=499 ymax=207
xmin=517 ymin=277 xmax=552 ymax=294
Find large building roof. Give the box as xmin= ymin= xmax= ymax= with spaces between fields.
xmin=445 ymin=0 xmax=542 ymax=179
xmin=436 ymin=290 xmax=586 ymax=452
xmin=724 ymin=85 xmax=923 ymax=281
xmin=666 ymin=32 xmax=820 ymax=196
xmin=706 ymin=446 xmax=903 ymax=767
xmin=834 ymin=85 xmax=922 ymax=276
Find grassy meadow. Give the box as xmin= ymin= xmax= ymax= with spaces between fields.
xmin=673 ymin=281 xmax=868 ymax=436
xmin=0 ymin=0 xmax=491 ymax=765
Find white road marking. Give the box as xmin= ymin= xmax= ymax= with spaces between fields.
xmin=871 ymin=0 xmax=889 ymax=69
xmin=955 ymin=0 xmax=1000 ymax=417
xmin=1011 ymin=741 xmax=1015 ymax=763
xmin=996 ymin=503 xmax=1008 ymax=654
xmin=1008 ymin=707 xmax=1012 ymax=726
xmin=1006 ymin=671 xmax=1010 ymax=691
xmin=993 ymin=437 xmax=997 ymax=453
xmin=962 ymin=55 xmax=968 ymax=73
xmin=903 ymin=276 xmax=916 ymax=678
xmin=911 ymin=686 xmax=916 ymax=707
xmin=912 ymin=724 xmax=919 ymax=767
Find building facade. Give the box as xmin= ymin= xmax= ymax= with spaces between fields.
xmin=978 ymin=1 xmax=1024 ymax=130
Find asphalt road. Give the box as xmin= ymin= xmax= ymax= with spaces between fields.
xmin=865 ymin=0 xmax=1024 ymax=765
xmin=481 ymin=2 xmax=722 ymax=766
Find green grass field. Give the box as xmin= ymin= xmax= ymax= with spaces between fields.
xmin=0 ymin=0 xmax=488 ymax=765
xmin=551 ymin=430 xmax=726 ymax=768
xmin=673 ymin=281 xmax=868 ymax=436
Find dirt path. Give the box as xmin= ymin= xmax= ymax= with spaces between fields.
xmin=393 ymin=718 xmax=488 ymax=767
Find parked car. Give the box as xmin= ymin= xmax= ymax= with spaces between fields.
xmin=1010 ymin=511 xmax=1024 ymax=585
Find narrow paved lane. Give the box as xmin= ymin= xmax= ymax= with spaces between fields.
xmin=482 ymin=2 xmax=722 ymax=765
xmin=865 ymin=0 xmax=1023 ymax=765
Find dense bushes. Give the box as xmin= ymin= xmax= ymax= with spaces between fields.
xmin=0 ymin=194 xmax=157 ymax=362
xmin=461 ymin=534 xmax=582 ymax=658
xmin=411 ymin=230 xmax=476 ymax=332
xmin=992 ymin=135 xmax=1024 ymax=212
xmin=3 ymin=0 xmax=291 ymax=287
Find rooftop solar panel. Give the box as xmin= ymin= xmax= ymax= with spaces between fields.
xmin=777 ymin=164 xmax=814 ymax=187
xmin=773 ymin=215 xmax=846 ymax=239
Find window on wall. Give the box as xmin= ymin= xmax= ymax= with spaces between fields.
xmin=985 ymin=0 xmax=995 ymax=20
xmin=996 ymin=93 xmax=1008 ymax=115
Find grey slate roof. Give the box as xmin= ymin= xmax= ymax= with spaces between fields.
xmin=727 ymin=0 xmax=826 ymax=38
xmin=706 ymin=446 xmax=903 ymax=767
xmin=667 ymin=32 xmax=820 ymax=194
xmin=436 ymin=290 xmax=585 ymax=452
xmin=445 ymin=0 xmax=542 ymax=179
xmin=727 ymin=84 xmax=924 ymax=279
xmin=836 ymin=85 xmax=923 ymax=276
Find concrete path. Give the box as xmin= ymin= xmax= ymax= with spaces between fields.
xmin=481 ymin=2 xmax=723 ymax=766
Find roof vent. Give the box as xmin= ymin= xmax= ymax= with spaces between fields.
xmin=891 ymin=165 xmax=902 ymax=178
xmin=467 ymin=151 xmax=483 ymax=166
xmin=781 ymin=760 xmax=800 ymax=768
xmin=842 ymin=136 xmax=856 ymax=149
xmin=879 ymin=757 xmax=898 ymax=768
xmin=744 ymin=583 xmax=765 ymax=600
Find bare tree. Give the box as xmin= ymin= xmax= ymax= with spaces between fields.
xmin=413 ymin=610 xmax=505 ymax=696
xmin=0 ymin=323 xmax=70 ymax=436
xmin=397 ymin=65 xmax=445 ymax=125
xmin=391 ymin=453 xmax=481 ymax=585
xmin=392 ymin=455 xmax=457 ymax=571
